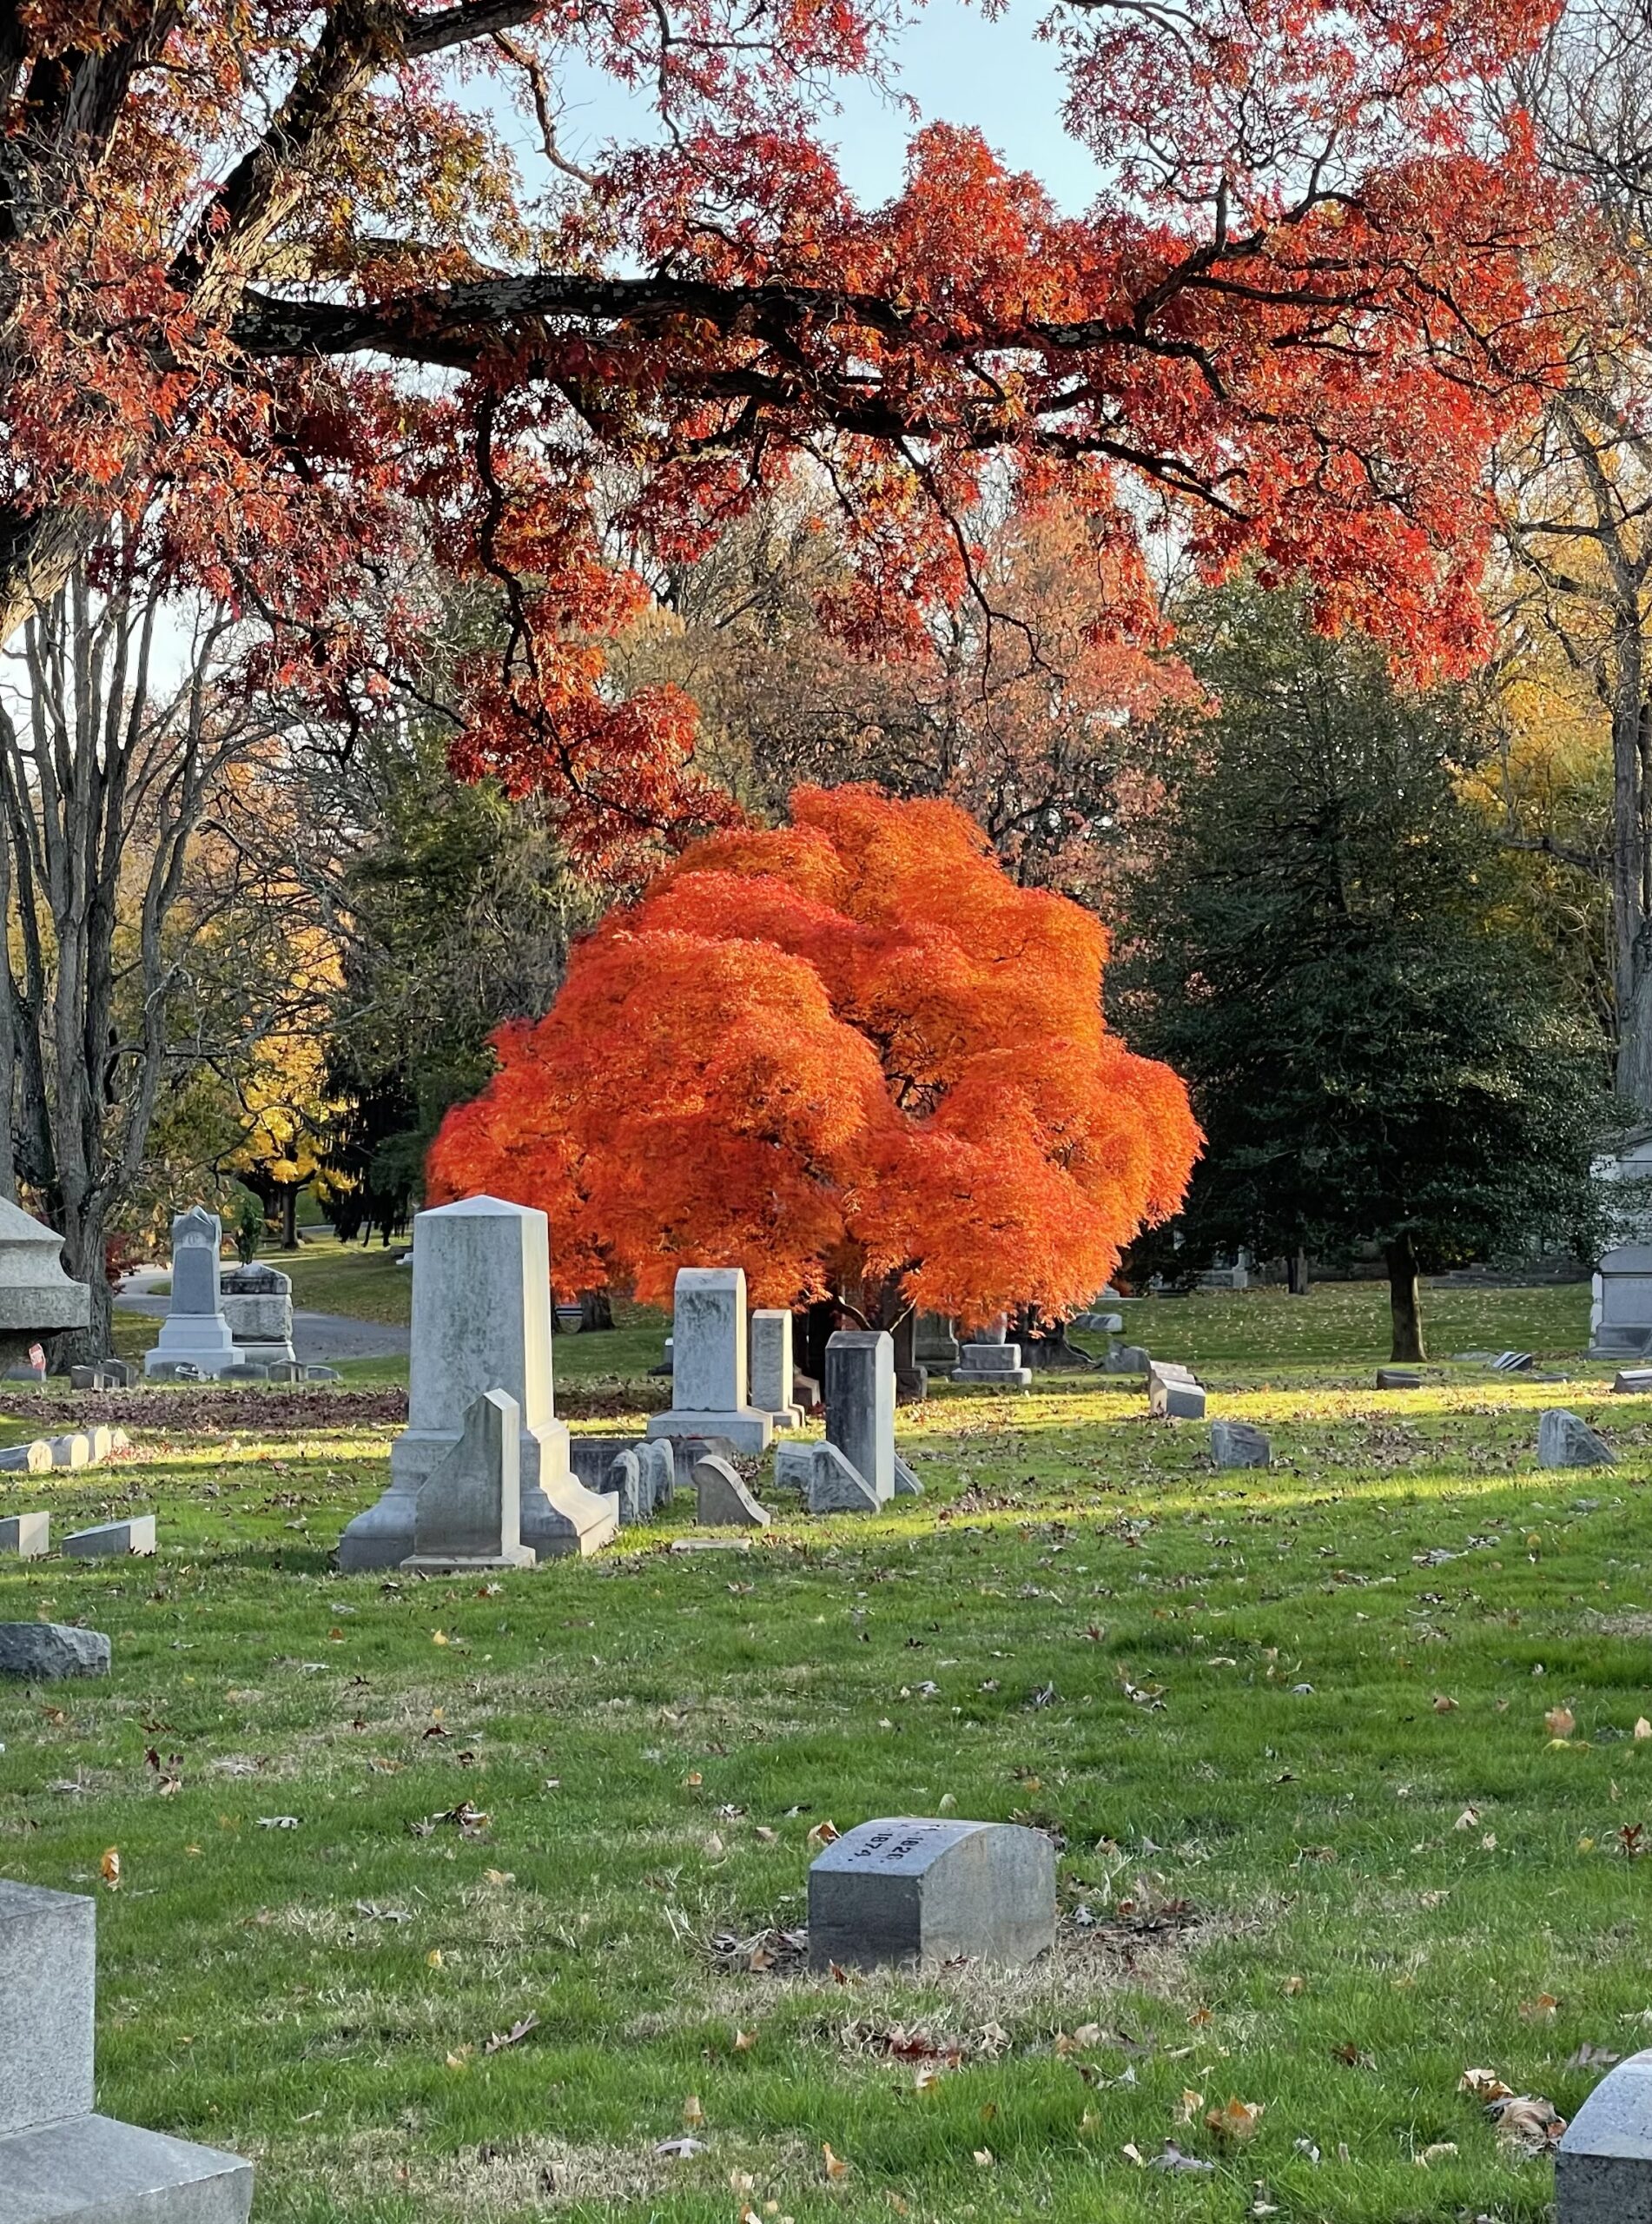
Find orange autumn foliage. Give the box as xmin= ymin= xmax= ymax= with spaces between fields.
xmin=429 ymin=787 xmax=1199 ymax=1327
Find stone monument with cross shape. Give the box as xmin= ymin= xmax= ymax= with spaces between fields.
xmin=142 ymin=1207 xmax=237 ymax=1379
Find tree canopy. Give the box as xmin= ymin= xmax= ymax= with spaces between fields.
xmin=0 ymin=0 xmax=1581 ymax=869
xmin=428 ymin=784 xmax=1199 ymax=1323
xmin=1118 ymin=584 xmax=1614 ymax=1358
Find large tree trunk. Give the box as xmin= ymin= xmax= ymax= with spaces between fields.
xmin=281 ymin=1185 xmax=300 ymax=1248
xmin=1384 ymin=1234 xmax=1425 ymax=1361
xmin=50 ymin=1200 xmax=114 ymax=1370
xmin=578 ymin=1287 xmax=614 ymax=1332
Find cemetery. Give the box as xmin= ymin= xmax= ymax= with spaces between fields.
xmin=0 ymin=1234 xmax=1645 ymax=2222
xmin=10 ymin=0 xmax=1652 ymax=2209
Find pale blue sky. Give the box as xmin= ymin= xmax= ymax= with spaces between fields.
xmin=550 ymin=2 xmax=1105 ymax=215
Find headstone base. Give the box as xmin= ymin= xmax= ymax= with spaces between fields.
xmin=143 ymin=1312 xmax=237 ymax=1379
xmin=401 ymin=1548 xmax=535 ymax=1573
xmin=0 ymin=2110 xmax=253 ymax=2224
xmin=647 ymin=1407 xmax=773 ymax=1457
xmin=340 ymin=1419 xmax=617 ymax=1567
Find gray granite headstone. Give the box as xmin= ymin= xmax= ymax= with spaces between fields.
xmin=0 ymin=1625 xmax=109 ymax=1678
xmin=1539 ymin=1409 xmax=1616 ymax=1469
xmin=1556 ymin=2046 xmax=1652 ymax=2221
xmin=606 ymin=1448 xmax=642 ymax=1526
xmin=1103 ymin=1345 xmax=1149 ymax=1374
xmin=750 ymin=1308 xmax=803 ymax=1429
xmin=0 ymin=1876 xmax=252 ymax=2223
xmin=646 ymin=1268 xmax=773 ymax=1456
xmin=402 ymin=1389 xmax=534 ymax=1572
xmin=693 ymin=1453 xmax=770 ymax=1528
xmin=1376 ymin=1367 xmax=1422 ymax=1390
xmin=824 ymin=1329 xmax=895 ymax=1503
xmin=63 ymin=1517 xmax=155 ymax=1559
xmin=1211 ymin=1420 xmax=1270 ymax=1468
xmin=0 ymin=1512 xmax=49 ymax=1557
xmin=0 ymin=1880 xmax=94 ymax=2136
xmin=169 ymin=1207 xmax=221 ymax=1314
xmin=808 ymin=1817 xmax=1055 ymax=1970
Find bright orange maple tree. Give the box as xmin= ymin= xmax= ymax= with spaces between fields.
xmin=427 ymin=785 xmax=1200 ymax=1324
xmin=0 ymin=0 xmax=1589 ymax=871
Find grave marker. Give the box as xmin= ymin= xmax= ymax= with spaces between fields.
xmin=142 ymin=1208 xmax=236 ymax=1380
xmin=1538 ymin=1409 xmax=1616 ymax=1469
xmin=339 ymin=1195 xmax=615 ymax=1568
xmin=0 ymin=1877 xmax=252 ymax=2221
xmin=646 ymin=1268 xmax=773 ymax=1456
xmin=401 ymin=1389 xmax=535 ymax=1572
xmin=824 ymin=1329 xmax=895 ymax=1504
xmin=808 ymin=1817 xmax=1055 ymax=1971
xmin=1556 ymin=2047 xmax=1652 ymax=2221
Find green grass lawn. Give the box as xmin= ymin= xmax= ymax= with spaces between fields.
xmin=2 ymin=1285 xmax=1643 ymax=2221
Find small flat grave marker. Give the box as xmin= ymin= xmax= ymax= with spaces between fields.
xmin=808 ymin=1816 xmax=1054 ymax=1972
xmin=63 ymin=1517 xmax=155 ymax=1559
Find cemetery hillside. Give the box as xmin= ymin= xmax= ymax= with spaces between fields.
xmin=17 ymin=0 xmax=1652 ymax=2217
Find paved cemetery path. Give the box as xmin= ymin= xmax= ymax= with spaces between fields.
xmin=115 ymin=1270 xmax=410 ymax=1363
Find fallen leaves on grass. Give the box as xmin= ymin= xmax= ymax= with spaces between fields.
xmin=1517 ymin=1993 xmax=1559 ymax=2022
xmin=1488 ymin=2093 xmax=1566 ymax=2156
xmin=1205 ymin=2097 xmax=1264 ymax=2144
xmin=806 ymin=1819 xmax=840 ymax=1848
xmin=822 ymin=2144 xmax=848 ymax=2181
xmin=709 ymin=1925 xmax=808 ymax=1974
xmin=99 ymin=1847 xmax=120 ymax=1890
xmin=483 ymin=2014 xmax=539 ymax=2055
xmin=1545 ymin=1705 xmax=1576 ymax=1739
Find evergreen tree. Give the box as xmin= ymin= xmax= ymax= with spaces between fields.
xmin=1118 ymin=587 xmax=1618 ymax=1360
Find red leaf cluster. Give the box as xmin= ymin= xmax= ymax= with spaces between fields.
xmin=427 ymin=784 xmax=1199 ymax=1322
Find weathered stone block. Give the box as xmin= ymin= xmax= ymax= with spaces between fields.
xmin=637 ymin=1439 xmax=673 ymax=1512
xmin=46 ymin=1435 xmax=89 ymax=1471
xmin=808 ymin=1817 xmax=1055 ymax=1971
xmin=1102 ymin=1345 xmax=1149 ymax=1374
xmin=0 ymin=1442 xmax=52 ymax=1475
xmin=1556 ymin=2046 xmax=1652 ymax=2222
xmin=825 ymin=1330 xmax=894 ymax=1504
xmin=1376 ymin=1367 xmax=1422 ymax=1390
xmin=892 ymin=1453 xmax=923 ymax=1497
xmin=0 ymin=2110 xmax=255 ymax=2224
xmin=606 ymin=1449 xmax=642 ymax=1526
xmin=0 ymin=1625 xmax=109 ymax=1678
xmin=0 ymin=1879 xmax=94 ymax=2136
xmin=402 ymin=1389 xmax=534 ymax=1572
xmin=750 ymin=1308 xmax=803 ymax=1428
xmin=805 ymin=1440 xmax=880 ymax=1514
xmin=63 ymin=1518 xmax=155 ymax=1559
xmin=1211 ymin=1420 xmax=1270 ymax=1468
xmin=0 ymin=1513 xmax=49 ymax=1557
xmin=646 ymin=1268 xmax=774 ymax=1457
xmin=1615 ymin=1368 xmax=1652 ymax=1393
xmin=693 ymin=1453 xmax=769 ymax=1528
xmin=1539 ymin=1408 xmax=1616 ymax=1469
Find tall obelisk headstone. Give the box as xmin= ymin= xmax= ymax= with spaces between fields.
xmin=338 ymin=1195 xmax=616 ymax=1567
